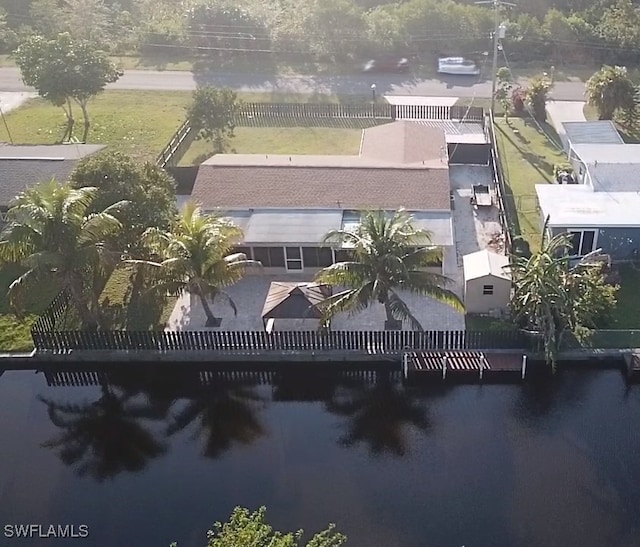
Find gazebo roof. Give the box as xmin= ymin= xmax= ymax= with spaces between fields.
xmin=261 ymin=282 xmax=332 ymax=321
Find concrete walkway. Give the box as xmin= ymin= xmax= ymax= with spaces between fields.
xmin=545 ymin=100 xmax=587 ymax=151
xmin=0 ymin=92 xmax=36 ymax=113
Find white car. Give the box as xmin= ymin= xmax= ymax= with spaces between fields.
xmin=437 ymin=57 xmax=480 ymax=76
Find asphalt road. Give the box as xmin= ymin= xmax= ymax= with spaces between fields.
xmin=0 ymin=66 xmax=587 ymax=100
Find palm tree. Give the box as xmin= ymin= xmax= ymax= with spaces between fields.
xmin=0 ymin=180 xmax=124 ymax=329
xmin=39 ymin=384 xmax=166 ymax=481
xmin=510 ymin=219 xmax=617 ymax=368
xmin=139 ymin=201 xmax=259 ymax=327
xmin=166 ymin=385 xmax=265 ymax=459
xmin=586 ymin=65 xmax=638 ymax=121
xmin=314 ymin=209 xmax=463 ymax=330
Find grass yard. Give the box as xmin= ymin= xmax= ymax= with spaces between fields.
xmin=608 ymin=265 xmax=640 ymax=328
xmin=181 ymin=127 xmax=363 ymax=165
xmin=493 ymin=117 xmax=566 ymax=252
xmin=0 ymin=265 xmax=176 ymax=351
xmin=0 ymin=91 xmax=192 ymax=162
xmin=0 ymin=90 xmax=370 ymax=163
xmin=0 ymin=265 xmax=61 ymax=351
xmin=99 ymin=267 xmax=176 ymax=331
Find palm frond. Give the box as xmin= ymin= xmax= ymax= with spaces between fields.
xmin=387 ymin=290 xmax=424 ymax=330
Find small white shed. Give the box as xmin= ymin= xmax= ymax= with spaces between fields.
xmin=463 ymin=250 xmax=511 ymax=314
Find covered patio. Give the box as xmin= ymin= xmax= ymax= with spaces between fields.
xmin=261 ymin=281 xmax=332 ymax=332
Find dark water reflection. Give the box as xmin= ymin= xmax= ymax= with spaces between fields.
xmin=1 ymin=367 xmax=640 ymax=547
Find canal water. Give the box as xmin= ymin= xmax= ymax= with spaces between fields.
xmin=1 ymin=367 xmax=640 ymax=547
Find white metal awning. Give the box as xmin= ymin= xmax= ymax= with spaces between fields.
xmin=241 ymin=209 xmax=343 ymax=244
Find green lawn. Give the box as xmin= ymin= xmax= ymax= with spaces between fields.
xmin=0 ymin=90 xmax=370 ymax=163
xmin=608 ymin=265 xmax=640 ymax=328
xmin=0 ymin=265 xmax=176 ymax=351
xmin=99 ymin=267 xmax=176 ymax=330
xmin=181 ymin=127 xmax=362 ymax=165
xmin=0 ymin=91 xmax=191 ymax=162
xmin=0 ymin=265 xmax=62 ymax=351
xmin=493 ymin=117 xmax=566 ymax=252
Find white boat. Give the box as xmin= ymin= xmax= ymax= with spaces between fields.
xmin=438 ymin=57 xmax=480 ymax=76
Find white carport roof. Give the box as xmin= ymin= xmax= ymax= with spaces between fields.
xmin=463 ymin=249 xmax=510 ymax=281
xmin=536 ymin=184 xmax=640 ymax=228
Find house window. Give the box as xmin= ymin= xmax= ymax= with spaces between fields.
xmin=252 ymin=247 xmax=285 ymax=268
xmin=568 ymin=230 xmax=596 ymax=257
xmin=232 ymin=246 xmax=252 ymax=259
xmin=483 ymin=285 xmax=494 ymax=295
xmin=285 ymin=247 xmax=303 ymax=270
xmin=302 ymin=247 xmax=333 ymax=268
xmin=333 ymin=249 xmax=354 ymax=263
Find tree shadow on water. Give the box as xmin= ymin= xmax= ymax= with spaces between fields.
xmin=165 ymin=384 xmax=266 ymax=459
xmin=39 ymin=384 xmax=167 ymax=482
xmin=326 ymin=374 xmax=431 ymax=457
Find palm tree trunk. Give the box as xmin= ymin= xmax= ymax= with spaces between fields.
xmin=198 ymin=292 xmax=220 ymax=327
xmin=383 ymin=298 xmax=401 ymax=331
xmin=68 ymin=283 xmax=98 ymax=331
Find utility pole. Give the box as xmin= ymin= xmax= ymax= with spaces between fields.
xmin=476 ymin=0 xmax=515 ymax=114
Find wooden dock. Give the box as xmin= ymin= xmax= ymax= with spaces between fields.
xmin=403 ymin=350 xmax=527 ymax=380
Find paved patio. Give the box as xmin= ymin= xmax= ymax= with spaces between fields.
xmin=165 ymin=274 xmax=465 ymax=332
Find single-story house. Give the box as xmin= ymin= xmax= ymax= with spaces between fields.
xmin=0 ymin=144 xmax=105 ymax=220
xmin=190 ymin=122 xmax=455 ymax=274
xmin=462 ymin=249 xmax=511 ymax=314
xmin=536 ymin=143 xmax=640 ymax=260
xmin=562 ymin=120 xmax=623 ymax=154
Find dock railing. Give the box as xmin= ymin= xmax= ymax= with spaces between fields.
xmin=31 ymin=328 xmax=529 ymax=353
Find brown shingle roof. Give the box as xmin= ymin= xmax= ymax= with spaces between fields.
xmin=191 ymin=165 xmax=450 ymax=211
xmin=360 ymin=122 xmax=447 ymax=165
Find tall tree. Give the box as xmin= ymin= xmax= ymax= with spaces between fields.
xmin=315 ymin=209 xmax=463 ymax=330
xmin=495 ymin=67 xmax=514 ymax=122
xmin=187 ymin=86 xmax=241 ymax=155
xmin=171 ymin=506 xmax=346 ymax=547
xmin=510 ymin=220 xmax=618 ymax=368
xmin=40 ymin=384 xmax=166 ymax=481
xmin=525 ymin=74 xmax=552 ymax=122
xmin=69 ymin=151 xmax=177 ymax=252
xmin=14 ymin=32 xmax=122 ymax=142
xmin=0 ymin=181 xmax=124 ymax=329
xmin=69 ymin=152 xmax=178 ymax=314
xmin=60 ymin=0 xmax=114 ymax=44
xmin=139 ymin=202 xmax=259 ymax=327
xmin=586 ymin=65 xmax=638 ymax=121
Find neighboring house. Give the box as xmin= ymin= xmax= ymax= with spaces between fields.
xmin=462 ymin=250 xmax=511 ymax=315
xmin=190 ymin=122 xmax=455 ymax=274
xmin=561 ymin=121 xmax=623 ymax=154
xmin=536 ymin=142 xmax=640 ymax=260
xmin=0 ymin=144 xmax=105 ymax=221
